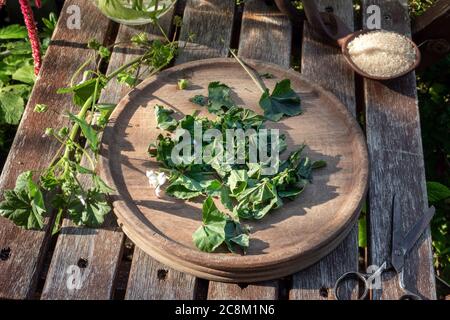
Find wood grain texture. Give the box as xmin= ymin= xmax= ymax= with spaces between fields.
xmin=125 ymin=247 xmax=197 ymax=299
xmin=39 ymin=20 xmax=166 ymax=300
xmin=206 ymin=0 xmax=292 ymax=299
xmin=208 ymin=281 xmax=279 ymax=300
xmin=290 ymin=0 xmax=360 ymax=300
xmin=130 ymin=0 xmax=236 ymax=300
xmin=176 ymin=0 xmax=235 ymax=64
xmin=362 ymin=0 xmax=436 ymax=300
xmin=0 ymin=0 xmax=112 ymax=299
xmin=99 ymin=58 xmax=368 ymax=282
xmin=108 ymin=6 xmax=202 ymax=301
xmin=238 ymin=0 xmax=292 ymax=68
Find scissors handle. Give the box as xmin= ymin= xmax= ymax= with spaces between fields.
xmin=333 ymin=271 xmax=369 ymax=300
xmin=399 ymin=293 xmax=422 ymax=300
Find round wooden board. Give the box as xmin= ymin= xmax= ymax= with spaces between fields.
xmin=99 ymin=58 xmax=369 ymax=282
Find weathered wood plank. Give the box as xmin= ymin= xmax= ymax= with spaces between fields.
xmin=290 ymin=0 xmax=359 ymax=300
xmin=0 ymin=0 xmax=112 ymax=300
xmin=125 ymin=248 xmax=197 ymax=299
xmin=238 ymin=0 xmax=292 ymax=68
xmin=208 ymin=281 xmax=279 ymax=300
xmin=124 ymin=0 xmax=236 ymax=300
xmin=42 ymin=7 xmax=188 ymax=301
xmin=206 ymin=0 xmax=291 ymax=300
xmin=176 ymin=0 xmax=235 ymax=64
xmin=122 ymin=1 xmax=208 ymax=300
xmin=362 ymin=0 xmax=436 ymax=300
xmin=39 ymin=20 xmax=166 ymax=299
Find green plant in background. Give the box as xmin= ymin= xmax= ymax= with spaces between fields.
xmin=412 ymin=0 xmax=449 ymax=284
xmin=409 ymin=0 xmax=435 ymax=16
xmin=0 ymin=13 xmax=57 ymax=166
xmin=417 ymin=55 xmax=450 ymax=283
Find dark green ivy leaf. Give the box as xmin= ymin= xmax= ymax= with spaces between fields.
xmin=259 ymin=79 xmax=301 ymax=121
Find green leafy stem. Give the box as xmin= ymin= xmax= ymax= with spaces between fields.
xmin=0 ymin=19 xmax=179 ymax=233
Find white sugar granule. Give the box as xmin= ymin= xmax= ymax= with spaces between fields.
xmin=347 ymin=31 xmax=416 ymax=78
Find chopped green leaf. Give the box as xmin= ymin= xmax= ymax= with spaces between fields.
xmin=190 ymin=94 xmax=208 ymax=106
xmin=193 ymin=197 xmax=227 ymax=252
xmin=259 ymin=79 xmax=301 ymax=121
xmin=207 ymin=82 xmax=235 ymax=114
xmin=178 ymin=79 xmax=189 ymax=90
xmin=34 ymin=103 xmax=49 ymax=113
xmin=155 ymin=105 xmax=178 ymax=131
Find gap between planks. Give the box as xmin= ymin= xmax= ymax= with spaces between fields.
xmin=41 ymin=3 xmax=183 ymax=300
xmin=362 ymin=0 xmax=436 ymax=300
xmin=289 ymin=0 xmax=360 ymax=301
xmin=207 ymin=0 xmax=291 ymax=300
xmin=0 ymin=0 xmax=113 ymax=300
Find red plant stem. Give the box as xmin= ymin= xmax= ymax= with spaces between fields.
xmin=35 ymin=0 xmax=41 ymax=8
xmin=19 ymin=0 xmax=41 ymax=75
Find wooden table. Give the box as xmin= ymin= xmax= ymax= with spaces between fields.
xmin=0 ymin=0 xmax=437 ymax=300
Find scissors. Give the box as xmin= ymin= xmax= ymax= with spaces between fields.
xmin=333 ymin=193 xmax=435 ymax=300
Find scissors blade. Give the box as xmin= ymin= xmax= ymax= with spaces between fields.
xmin=391 ymin=194 xmax=405 ymax=273
xmin=402 ymin=205 xmax=435 ymax=256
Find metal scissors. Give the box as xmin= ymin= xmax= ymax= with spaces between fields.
xmin=333 ymin=193 xmax=435 ymax=300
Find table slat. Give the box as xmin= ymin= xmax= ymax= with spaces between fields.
xmin=126 ymin=247 xmax=198 ymax=299
xmin=290 ymin=0 xmax=359 ymax=300
xmin=362 ymin=0 xmax=436 ymax=300
xmin=237 ymin=0 xmax=292 ymax=68
xmin=0 ymin=0 xmax=112 ymax=299
xmin=125 ymin=0 xmax=236 ymax=300
xmin=206 ymin=0 xmax=291 ymax=300
xmin=39 ymin=18 xmax=175 ymax=299
xmin=176 ymin=0 xmax=236 ymax=64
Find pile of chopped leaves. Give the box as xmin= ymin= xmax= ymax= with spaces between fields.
xmin=149 ymin=80 xmax=326 ymax=254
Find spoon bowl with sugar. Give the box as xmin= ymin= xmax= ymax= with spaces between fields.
xmin=274 ymin=0 xmax=421 ymax=80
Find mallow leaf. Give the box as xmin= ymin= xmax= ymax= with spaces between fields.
xmin=193 ymin=197 xmax=227 ymax=252
xmin=154 ymin=105 xmax=178 ymax=131
xmin=0 ymin=171 xmax=46 ymax=229
xmin=224 ymin=220 xmax=249 ymax=253
xmin=67 ymin=189 xmax=111 ymax=227
xmin=193 ymin=197 xmax=249 ymax=253
xmin=207 ymin=82 xmax=235 ymax=114
xmin=69 ymin=113 xmax=99 ymax=152
xmin=259 ymin=79 xmax=301 ymax=121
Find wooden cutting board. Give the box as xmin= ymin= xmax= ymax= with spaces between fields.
xmin=99 ymin=58 xmax=368 ymax=282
